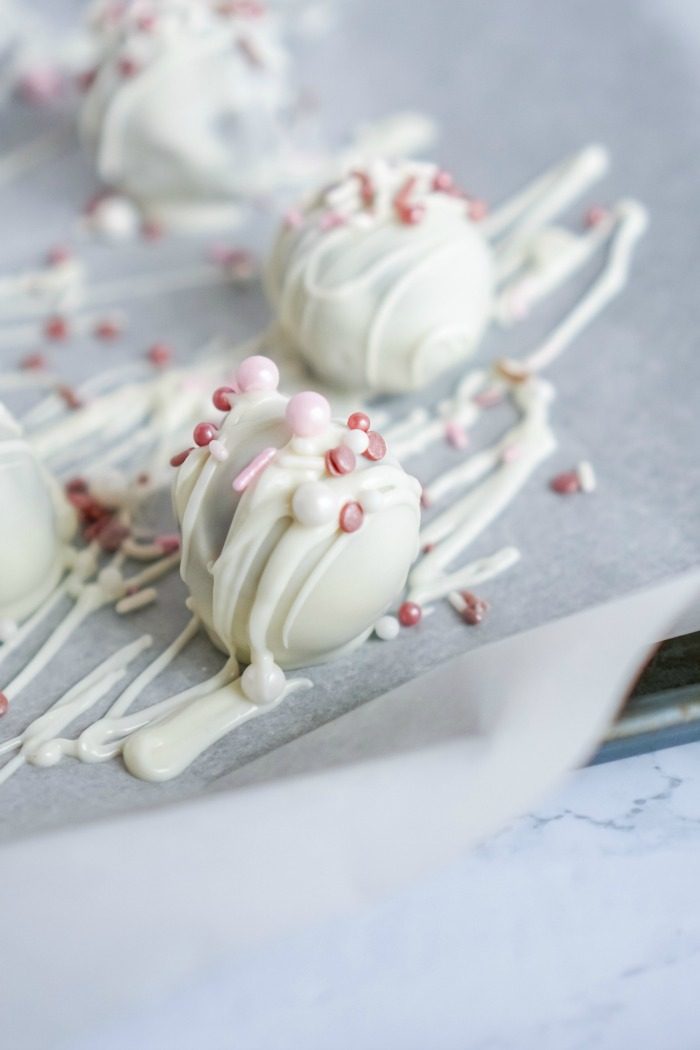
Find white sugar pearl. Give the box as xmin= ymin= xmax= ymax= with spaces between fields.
xmin=241 ymin=659 xmax=286 ymax=706
xmin=360 ymin=488 xmax=383 ymax=514
xmin=375 ymin=615 xmax=400 ymax=641
xmin=90 ymin=195 xmax=140 ymax=241
xmin=292 ymin=481 xmax=337 ymax=526
xmin=343 ymin=428 xmax=370 ymax=455
xmin=97 ymin=566 xmax=126 ymax=600
xmin=208 ymin=439 xmax=229 ymax=462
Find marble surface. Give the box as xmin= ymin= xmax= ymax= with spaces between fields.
xmin=58 ymin=742 xmax=700 ymax=1050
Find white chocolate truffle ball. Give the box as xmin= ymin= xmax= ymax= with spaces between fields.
xmin=0 ymin=402 xmax=75 ymax=622
xmin=172 ymin=358 xmax=421 ymax=678
xmin=80 ymin=0 xmax=295 ymax=228
xmin=266 ymin=159 xmax=495 ymax=394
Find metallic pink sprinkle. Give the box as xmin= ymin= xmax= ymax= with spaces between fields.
xmin=20 ymin=352 xmax=47 ymax=371
xmin=232 ymin=446 xmax=277 ymax=492
xmin=0 ymin=692 xmax=8 ymax=717
xmin=362 ymin=431 xmax=387 ymax=462
xmin=461 ymin=591 xmax=489 ymax=626
xmin=444 ymin=421 xmax=469 ymax=450
xmin=170 ymin=448 xmax=192 ymax=468
xmin=339 ymin=501 xmax=364 ymax=533
xmin=325 ymin=445 xmax=356 ymax=476
xmin=148 ymin=342 xmax=172 ymax=367
xmin=46 ymin=245 xmax=72 ymax=266
xmin=398 ymin=601 xmax=422 ymax=627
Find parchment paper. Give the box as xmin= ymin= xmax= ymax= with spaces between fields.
xmin=0 ymin=0 xmax=699 ymax=841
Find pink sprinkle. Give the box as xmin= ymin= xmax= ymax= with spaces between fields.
xmin=212 ymin=386 xmax=236 ymax=411
xmin=352 ymin=170 xmax=375 ymax=208
xmin=347 ymin=411 xmax=370 ymax=432
xmin=193 ymin=422 xmax=218 ymax=447
xmin=0 ymin=692 xmax=8 ymax=717
xmin=46 ymin=245 xmax=72 ymax=267
xmin=93 ymin=317 xmax=122 ymax=340
xmin=584 ymin=204 xmax=609 ymax=229
xmin=320 ymin=211 xmax=346 ymax=231
xmin=339 ymin=501 xmax=364 ymax=533
xmin=550 ymin=470 xmax=581 ymax=495
xmin=468 ymin=198 xmax=488 ymax=222
xmin=76 ymin=68 xmax=98 ymax=93
xmin=17 ymin=67 xmax=65 ymax=105
xmin=325 ymin=445 xmax=356 ymax=477
xmin=170 ymin=448 xmax=192 ymax=468
xmin=141 ymin=219 xmax=164 ymax=241
xmin=474 ymin=387 xmax=504 ymax=409
xmin=420 ymin=488 xmax=432 ymax=509
xmin=147 ymin=343 xmax=172 ymax=367
xmin=233 ymin=446 xmax=277 ymax=492
xmin=44 ymin=315 xmax=69 ymax=341
xmin=283 ymin=208 xmax=304 ymax=229
xmin=432 ymin=169 xmax=455 ymax=193
xmin=118 ymin=56 xmax=140 ymax=78
xmin=20 ymin=352 xmax=47 ymax=371
xmin=444 ymin=421 xmax=469 ymax=450
xmin=362 ymin=431 xmax=387 ymax=462
xmin=57 ymin=384 xmax=82 ymax=410
xmin=501 ymin=444 xmax=522 ymax=464
xmin=156 ymin=534 xmax=181 ymax=555
xmin=461 ymin=591 xmax=489 ymax=626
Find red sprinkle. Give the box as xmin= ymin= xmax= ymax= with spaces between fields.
xmin=118 ymin=56 xmax=140 ymax=78
xmin=20 ymin=352 xmax=47 ymax=371
xmin=212 ymin=386 xmax=236 ymax=412
xmin=147 ymin=343 xmax=172 ymax=367
xmin=170 ymin=448 xmax=193 ymax=468
xmin=93 ymin=317 xmax=122 ymax=340
xmin=0 ymin=692 xmax=8 ymax=717
xmin=193 ymin=422 xmax=218 ymax=447
xmin=584 ymin=205 xmax=609 ymax=228
xmin=550 ymin=470 xmax=581 ymax=495
xmin=347 ymin=411 xmax=370 ymax=432
xmin=97 ymin=520 xmax=130 ymax=553
xmin=44 ymin=315 xmax=69 ymax=341
xmin=325 ymin=445 xmax=356 ymax=476
xmin=363 ymin=431 xmax=387 ymax=462
xmin=57 ymin=384 xmax=82 ymax=410
xmin=352 ymin=170 xmax=375 ymax=208
xmin=398 ymin=601 xmax=422 ymax=627
xmin=461 ymin=591 xmax=489 ymax=626
xmin=339 ymin=501 xmax=364 ymax=533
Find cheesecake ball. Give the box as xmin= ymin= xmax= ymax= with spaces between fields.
xmin=80 ymin=0 xmax=295 ymax=228
xmin=0 ymin=403 xmax=75 ymax=623
xmin=266 ymin=159 xmax=495 ymax=394
xmin=172 ymin=356 xmax=421 ymax=701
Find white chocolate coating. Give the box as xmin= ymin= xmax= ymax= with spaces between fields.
xmin=80 ymin=0 xmax=294 ymax=227
xmin=266 ymin=159 xmax=495 ymax=394
xmin=174 ymin=389 xmax=421 ymax=676
xmin=0 ymin=402 xmax=75 ymax=622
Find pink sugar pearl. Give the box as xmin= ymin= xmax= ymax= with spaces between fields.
xmin=286 ymin=391 xmax=331 ymax=438
xmin=236 ymin=355 xmax=279 ymax=393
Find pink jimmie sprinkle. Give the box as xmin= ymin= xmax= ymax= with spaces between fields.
xmin=232 ymin=446 xmax=277 ymax=493
xmin=444 ymin=421 xmax=469 ymax=450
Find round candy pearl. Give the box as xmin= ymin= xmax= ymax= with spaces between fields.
xmin=236 ymin=355 xmax=279 ymax=393
xmin=212 ymin=386 xmax=236 ymax=412
xmin=343 ymin=428 xmax=370 ymax=455
xmin=292 ymin=482 xmax=337 ymax=526
xmin=375 ymin=615 xmax=400 ymax=641
xmin=241 ymin=659 xmax=286 ymax=706
xmin=347 ymin=411 xmax=370 ymax=432
xmin=286 ymin=391 xmax=331 ymax=438
xmin=398 ymin=601 xmax=422 ymax=627
xmin=193 ymin=422 xmax=217 ymax=447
